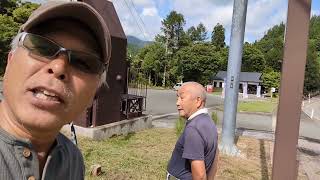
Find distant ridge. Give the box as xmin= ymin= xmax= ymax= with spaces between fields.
xmin=127 ymin=35 xmax=152 ymax=48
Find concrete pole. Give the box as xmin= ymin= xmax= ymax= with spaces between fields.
xmin=220 ymin=0 xmax=248 ymax=156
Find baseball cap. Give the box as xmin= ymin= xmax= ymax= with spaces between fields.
xmin=20 ymin=1 xmax=111 ymax=65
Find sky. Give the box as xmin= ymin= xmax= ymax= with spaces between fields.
xmin=29 ymin=0 xmax=320 ymax=43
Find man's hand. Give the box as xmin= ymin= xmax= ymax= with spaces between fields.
xmin=191 ymin=160 xmax=207 ymax=180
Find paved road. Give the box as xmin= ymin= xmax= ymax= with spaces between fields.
xmin=302 ymin=97 xmax=320 ymax=120
xmin=148 ymin=89 xmax=320 ymax=140
xmin=145 ymin=89 xmax=224 ymax=115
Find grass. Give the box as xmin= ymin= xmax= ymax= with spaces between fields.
xmin=79 ymin=129 xmax=176 ymax=180
xmin=79 ymin=128 xmax=307 ymax=180
xmin=216 ymin=99 xmax=278 ymax=113
xmin=211 ymin=87 xmax=223 ymax=96
xmin=238 ymin=100 xmax=278 ymax=113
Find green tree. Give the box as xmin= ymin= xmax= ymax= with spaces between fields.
xmin=133 ymin=43 xmax=166 ymax=86
xmin=304 ymin=40 xmax=320 ymax=93
xmin=187 ymin=23 xmax=207 ymax=43
xmin=211 ymin=23 xmax=225 ymax=49
xmin=309 ymin=15 xmax=320 ymax=51
xmin=261 ymin=70 xmax=281 ymax=91
xmin=158 ymin=11 xmax=186 ymax=53
xmin=0 ymin=0 xmax=39 ymax=75
xmin=0 ymin=0 xmax=20 ymax=15
xmin=241 ymin=44 xmax=266 ymax=72
xmin=255 ymin=23 xmax=285 ymax=71
xmin=12 ymin=2 xmax=39 ymax=23
xmin=173 ymin=43 xmax=222 ymax=85
xmin=156 ymin=11 xmax=186 ymax=86
xmin=0 ymin=14 xmax=19 ymax=74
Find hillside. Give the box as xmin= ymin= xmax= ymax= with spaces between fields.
xmin=127 ymin=35 xmax=152 ymax=48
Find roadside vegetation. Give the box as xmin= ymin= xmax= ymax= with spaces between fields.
xmin=79 ymin=128 xmax=307 ymax=180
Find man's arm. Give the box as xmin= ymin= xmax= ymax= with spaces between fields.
xmin=207 ymin=148 xmax=219 ymax=180
xmin=190 ymin=160 xmax=207 ymax=180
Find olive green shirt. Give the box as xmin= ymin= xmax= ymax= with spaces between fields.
xmin=0 ymin=128 xmax=85 ymax=180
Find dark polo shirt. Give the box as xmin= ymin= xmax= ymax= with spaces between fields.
xmin=167 ymin=113 xmax=218 ymax=180
xmin=0 ymin=128 xmax=85 ymax=180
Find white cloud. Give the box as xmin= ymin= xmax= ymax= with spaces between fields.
xmin=142 ymin=7 xmax=158 ymax=16
xmin=29 ymin=0 xmax=317 ymax=43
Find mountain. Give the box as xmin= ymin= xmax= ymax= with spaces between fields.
xmin=127 ymin=35 xmax=152 ymax=48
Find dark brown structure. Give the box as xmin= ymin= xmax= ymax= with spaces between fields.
xmin=74 ymin=0 xmax=128 ymax=127
xmin=272 ymin=0 xmax=311 ymax=179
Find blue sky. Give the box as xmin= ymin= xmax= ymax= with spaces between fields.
xmin=29 ymin=0 xmax=320 ymax=43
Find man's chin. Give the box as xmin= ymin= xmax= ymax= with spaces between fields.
xmin=18 ymin=115 xmax=65 ymax=132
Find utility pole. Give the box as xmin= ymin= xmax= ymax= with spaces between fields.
xmin=272 ymin=0 xmax=311 ymax=179
xmin=220 ymin=0 xmax=248 ymax=156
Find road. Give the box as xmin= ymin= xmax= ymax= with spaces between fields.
xmin=147 ymin=89 xmax=320 ymax=140
xmin=145 ymin=89 xmax=224 ymax=115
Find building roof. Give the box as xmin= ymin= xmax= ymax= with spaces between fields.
xmin=212 ymin=71 xmax=262 ymax=83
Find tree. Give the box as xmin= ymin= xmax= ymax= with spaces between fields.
xmin=159 ymin=11 xmax=186 ymax=53
xmin=0 ymin=14 xmax=19 ymax=74
xmin=187 ymin=23 xmax=207 ymax=43
xmin=12 ymin=2 xmax=39 ymax=23
xmin=261 ymin=70 xmax=281 ymax=91
xmin=255 ymin=23 xmax=285 ymax=72
xmin=304 ymin=40 xmax=320 ymax=93
xmin=133 ymin=42 xmax=166 ymax=86
xmin=173 ymin=43 xmax=222 ymax=85
xmin=241 ymin=44 xmax=266 ymax=72
xmin=211 ymin=23 xmax=225 ymax=49
xmin=0 ymin=0 xmax=20 ymax=15
xmin=156 ymin=11 xmax=186 ymax=86
xmin=309 ymin=15 xmax=320 ymax=51
xmin=0 ymin=1 xmax=39 ymax=75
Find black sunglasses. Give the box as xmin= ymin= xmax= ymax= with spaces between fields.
xmin=19 ymin=32 xmax=106 ymax=74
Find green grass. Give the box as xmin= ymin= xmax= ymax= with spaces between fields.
xmin=216 ymin=99 xmax=278 ymax=113
xmin=212 ymin=91 xmax=222 ymax=95
xmin=79 ymin=129 xmax=177 ymax=180
xmin=211 ymin=87 xmax=223 ymax=95
xmin=238 ymin=100 xmax=278 ymax=113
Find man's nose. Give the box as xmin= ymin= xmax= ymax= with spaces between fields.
xmin=46 ymin=54 xmax=69 ymax=81
xmin=176 ymin=99 xmax=180 ymax=106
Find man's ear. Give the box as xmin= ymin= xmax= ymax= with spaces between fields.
xmin=196 ymin=97 xmax=203 ymax=108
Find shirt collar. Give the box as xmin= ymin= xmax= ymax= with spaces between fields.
xmin=187 ymin=108 xmax=208 ymax=120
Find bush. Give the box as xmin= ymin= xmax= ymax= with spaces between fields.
xmin=211 ymin=111 xmax=219 ymax=125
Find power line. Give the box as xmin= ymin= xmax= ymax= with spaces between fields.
xmin=122 ymin=0 xmax=148 ymax=40
xmin=127 ymin=0 xmax=151 ymax=39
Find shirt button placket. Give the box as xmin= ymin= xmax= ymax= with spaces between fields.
xmin=23 ymin=147 xmax=36 ymax=179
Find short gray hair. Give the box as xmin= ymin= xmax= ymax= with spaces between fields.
xmin=10 ymin=33 xmax=23 ymax=52
xmin=182 ymin=81 xmax=207 ymax=104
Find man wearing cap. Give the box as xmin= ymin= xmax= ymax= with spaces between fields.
xmin=0 ymin=1 xmax=110 ymax=180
